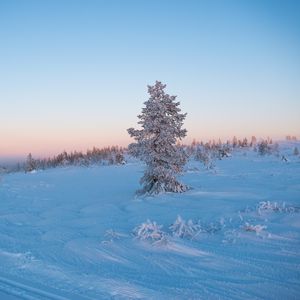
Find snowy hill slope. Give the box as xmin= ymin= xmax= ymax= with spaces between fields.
xmin=0 ymin=145 xmax=300 ymax=299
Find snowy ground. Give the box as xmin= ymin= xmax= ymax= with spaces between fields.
xmin=0 ymin=143 xmax=300 ymax=299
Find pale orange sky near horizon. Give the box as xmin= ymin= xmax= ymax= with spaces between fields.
xmin=1 ymin=120 xmax=297 ymax=159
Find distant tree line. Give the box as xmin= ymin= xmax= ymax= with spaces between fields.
xmin=23 ymin=146 xmax=125 ymax=173
xmin=24 ymin=146 xmax=125 ymax=173
xmin=187 ymin=135 xmax=260 ymax=150
xmin=286 ymin=135 xmax=297 ymax=141
xmin=182 ymin=136 xmax=282 ymax=169
xmin=0 ymin=135 xmax=298 ymax=177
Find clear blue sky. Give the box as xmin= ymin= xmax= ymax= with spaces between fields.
xmin=0 ymin=0 xmax=299 ymax=158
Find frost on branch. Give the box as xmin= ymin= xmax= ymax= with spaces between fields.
xmin=169 ymin=215 xmax=200 ymax=239
xmin=244 ymin=222 xmax=267 ymax=235
xmin=257 ymin=201 xmax=299 ymax=214
xmin=127 ymin=81 xmax=188 ymax=194
xmin=133 ymin=220 xmax=166 ymax=242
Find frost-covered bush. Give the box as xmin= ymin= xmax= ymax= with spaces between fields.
xmin=195 ymin=149 xmax=215 ymax=170
xmin=22 ymin=146 xmax=125 ymax=173
xmin=257 ymin=141 xmax=271 ymax=155
xmin=244 ymin=223 xmax=267 ymax=235
xmin=258 ymin=201 xmax=281 ymax=212
xmin=195 ymin=148 xmax=208 ymax=164
xmin=257 ymin=140 xmax=279 ymax=156
xmin=257 ymin=201 xmax=299 ymax=214
xmin=169 ymin=215 xmax=200 ymax=239
xmin=133 ymin=220 xmax=166 ymax=242
xmin=217 ymin=147 xmax=231 ymax=159
xmin=127 ymin=81 xmax=188 ymax=194
xmin=169 ymin=216 xmax=225 ymax=239
xmin=202 ymin=221 xmax=224 ymax=233
xmin=25 ymin=153 xmax=37 ymax=173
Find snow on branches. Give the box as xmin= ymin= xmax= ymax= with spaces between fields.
xmin=127 ymin=81 xmax=188 ymax=194
xmin=257 ymin=201 xmax=299 ymax=214
xmin=244 ymin=223 xmax=267 ymax=236
xmin=133 ymin=220 xmax=166 ymax=244
xmin=169 ymin=215 xmax=200 ymax=239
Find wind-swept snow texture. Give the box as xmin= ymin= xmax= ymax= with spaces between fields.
xmin=0 ymin=142 xmax=300 ymax=299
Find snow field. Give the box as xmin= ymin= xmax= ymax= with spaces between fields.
xmin=0 ymin=143 xmax=299 ymax=299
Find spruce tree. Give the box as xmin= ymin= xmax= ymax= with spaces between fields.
xmin=25 ymin=153 xmax=36 ymax=172
xmin=127 ymin=81 xmax=188 ymax=194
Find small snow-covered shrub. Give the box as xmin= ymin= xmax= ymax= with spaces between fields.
xmin=244 ymin=223 xmax=267 ymax=235
xmin=169 ymin=215 xmax=200 ymax=239
xmin=195 ymin=150 xmax=216 ymax=170
xmin=203 ymin=221 xmax=224 ymax=233
xmin=257 ymin=141 xmax=271 ymax=155
xmin=257 ymin=140 xmax=280 ymax=156
xmin=169 ymin=216 xmax=227 ymax=240
xmin=257 ymin=201 xmax=299 ymax=214
xmin=258 ymin=201 xmax=281 ymax=213
xmin=281 ymin=155 xmax=289 ymax=162
xmin=133 ymin=220 xmax=166 ymax=242
xmin=218 ymin=146 xmax=231 ymax=159
xmin=195 ymin=149 xmax=208 ymax=163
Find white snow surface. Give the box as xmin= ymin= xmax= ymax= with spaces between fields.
xmin=0 ymin=143 xmax=300 ymax=299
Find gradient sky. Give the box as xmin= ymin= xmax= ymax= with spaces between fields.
xmin=1 ymin=0 xmax=300 ymax=159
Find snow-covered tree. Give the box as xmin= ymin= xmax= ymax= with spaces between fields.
xmin=250 ymin=136 xmax=257 ymax=147
xmin=25 ymin=153 xmax=36 ymax=173
xmin=232 ymin=136 xmax=238 ymax=148
xmin=257 ymin=140 xmax=270 ymax=155
xmin=127 ymin=81 xmax=188 ymax=194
